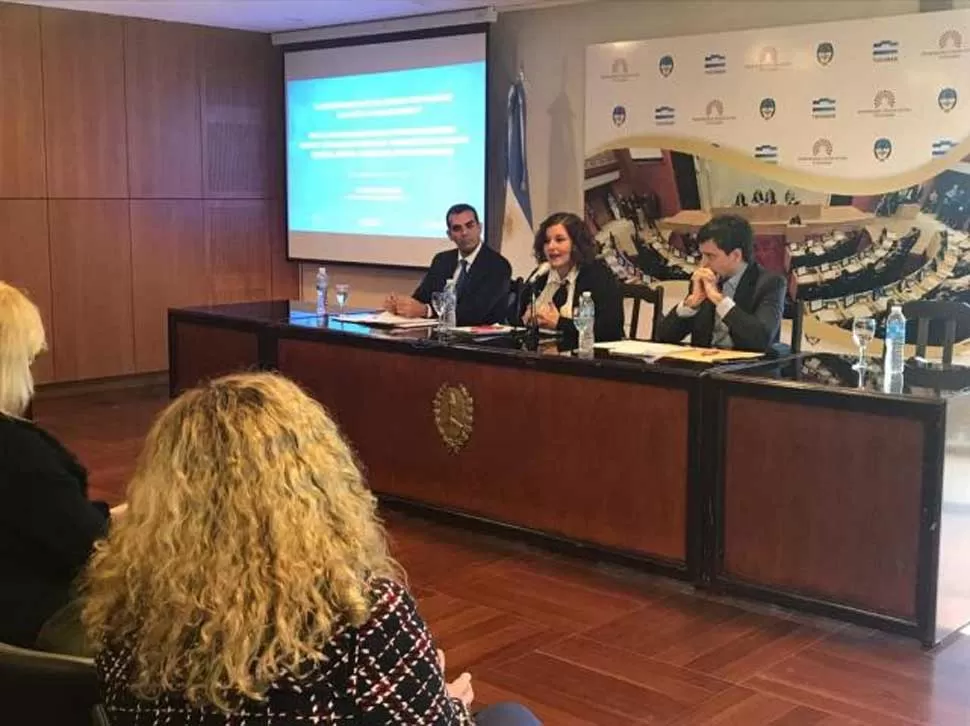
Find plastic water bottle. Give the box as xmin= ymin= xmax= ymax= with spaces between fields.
xmin=576 ymin=291 xmax=596 ymax=357
xmin=315 ymin=267 xmax=328 ymax=316
xmin=441 ymin=279 xmax=457 ymax=330
xmin=883 ymin=305 xmax=906 ymax=393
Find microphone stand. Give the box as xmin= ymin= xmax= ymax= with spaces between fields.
xmin=526 ymin=285 xmax=540 ymax=351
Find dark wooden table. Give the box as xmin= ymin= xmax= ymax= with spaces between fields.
xmin=168 ymin=301 xmax=970 ymax=645
xmin=706 ymin=353 xmax=970 ymax=646
xmin=168 ymin=301 xmax=740 ymax=580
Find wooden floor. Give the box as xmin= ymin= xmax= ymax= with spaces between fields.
xmin=34 ymin=384 xmax=970 ymax=726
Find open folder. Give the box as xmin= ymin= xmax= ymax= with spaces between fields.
xmin=593 ymin=340 xmax=763 ymax=363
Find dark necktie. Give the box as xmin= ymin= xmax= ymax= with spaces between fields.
xmin=552 ymin=280 xmax=570 ymax=310
xmin=455 ymin=259 xmax=469 ymax=299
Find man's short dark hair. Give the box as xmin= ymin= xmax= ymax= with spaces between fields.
xmin=445 ymin=203 xmax=479 ymax=228
xmin=697 ymin=214 xmax=753 ymax=262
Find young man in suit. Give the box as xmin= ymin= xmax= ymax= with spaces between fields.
xmin=385 ymin=204 xmax=512 ymax=326
xmin=656 ymin=215 xmax=786 ymax=352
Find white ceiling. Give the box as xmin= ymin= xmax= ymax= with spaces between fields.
xmin=8 ymin=0 xmax=593 ymax=33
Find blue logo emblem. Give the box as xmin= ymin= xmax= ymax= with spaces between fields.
xmin=759 ymin=98 xmax=776 ymax=120
xmin=873 ymin=138 xmax=892 ymax=161
xmin=816 ymin=42 xmax=834 ymax=66
xmin=654 ymin=105 xmax=675 ymax=125
xmin=939 ymin=87 xmax=958 ymax=112
xmin=704 ymin=53 xmax=727 ymax=74
xmin=659 ymin=55 xmax=674 ymax=77
xmin=811 ymin=97 xmax=836 ymax=119
xmin=873 ymin=40 xmax=899 ymax=62
xmin=932 ymin=139 xmax=956 ymax=157
xmin=754 ymin=144 xmax=779 ymax=163
xmin=612 ymin=105 xmax=627 ymax=127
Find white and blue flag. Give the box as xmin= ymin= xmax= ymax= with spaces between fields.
xmin=502 ymin=75 xmax=535 ymax=277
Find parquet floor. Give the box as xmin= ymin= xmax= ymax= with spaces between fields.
xmin=33 ymin=384 xmax=970 ymax=725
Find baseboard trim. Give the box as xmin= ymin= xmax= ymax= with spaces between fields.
xmin=35 ymin=371 xmax=168 ymax=400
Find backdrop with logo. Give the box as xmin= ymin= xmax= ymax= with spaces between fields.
xmin=584 ymin=9 xmax=970 ymax=355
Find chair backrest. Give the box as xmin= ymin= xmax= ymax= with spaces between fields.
xmin=0 ymin=641 xmax=101 ymax=726
xmin=506 ymin=278 xmax=524 ymax=325
xmin=621 ymin=283 xmax=665 ymax=340
xmin=901 ymin=300 xmax=970 ymax=366
xmin=789 ymin=297 xmax=805 ymax=354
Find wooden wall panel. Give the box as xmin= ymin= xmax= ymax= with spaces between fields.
xmin=41 ymin=9 xmax=128 ymax=198
xmin=200 ymin=28 xmax=276 ymax=199
xmin=3 ymin=3 xmax=283 ymax=384
xmin=722 ymin=395 xmax=923 ymax=619
xmin=0 ymin=4 xmax=46 ymax=198
xmin=0 ymin=201 xmax=53 ymax=382
xmin=268 ymin=200 xmax=299 ymax=299
xmin=125 ymin=19 xmax=202 ymax=198
xmin=205 ymin=200 xmax=273 ymax=303
xmin=49 ymin=200 xmax=134 ymax=380
xmin=130 ymin=200 xmax=206 ymax=372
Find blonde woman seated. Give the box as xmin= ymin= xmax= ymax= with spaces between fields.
xmin=0 ymin=282 xmax=123 ymax=653
xmin=83 ymin=372 xmax=539 ymax=726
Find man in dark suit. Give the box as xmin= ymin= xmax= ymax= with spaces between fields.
xmin=385 ymin=203 xmax=512 ymax=326
xmin=656 ymin=215 xmax=786 ymax=352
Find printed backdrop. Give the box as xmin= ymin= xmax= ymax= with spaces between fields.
xmin=583 ymin=9 xmax=970 ymax=357
xmin=586 ymin=10 xmax=970 ymax=191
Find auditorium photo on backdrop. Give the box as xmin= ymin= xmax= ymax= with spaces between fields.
xmin=584 ymin=8 xmax=970 ymax=372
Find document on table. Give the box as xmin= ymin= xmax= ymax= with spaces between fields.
xmin=593 ymin=340 xmax=686 ymax=359
xmin=661 ymin=347 xmax=763 ymax=363
xmin=452 ymin=324 xmax=515 ymax=335
xmin=332 ymin=311 xmax=438 ymax=329
xmin=594 ymin=340 xmax=763 ymax=363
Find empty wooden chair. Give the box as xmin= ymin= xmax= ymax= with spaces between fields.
xmin=902 ymin=300 xmax=970 ymax=366
xmin=621 ymin=283 xmax=664 ymax=340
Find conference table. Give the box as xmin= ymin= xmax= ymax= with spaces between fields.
xmin=168 ymin=300 xmax=970 ymax=646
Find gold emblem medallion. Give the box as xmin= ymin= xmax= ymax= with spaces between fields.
xmin=433 ymin=383 xmax=474 ymax=453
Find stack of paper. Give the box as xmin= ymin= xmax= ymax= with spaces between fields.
xmin=332 ymin=312 xmax=438 ymax=329
xmin=593 ymin=340 xmax=685 ymax=358
xmin=593 ymin=340 xmax=764 ymax=363
xmin=452 ymin=324 xmax=515 ymax=335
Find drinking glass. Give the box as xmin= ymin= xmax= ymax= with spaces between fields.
xmin=431 ymin=292 xmax=446 ymax=335
xmin=335 ymin=283 xmax=350 ymax=314
xmin=851 ymin=317 xmax=876 ymax=371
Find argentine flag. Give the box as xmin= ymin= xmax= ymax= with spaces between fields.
xmin=501 ymin=75 xmax=535 ymax=278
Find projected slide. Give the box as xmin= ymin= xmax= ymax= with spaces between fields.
xmin=287 ymin=62 xmax=486 ymax=240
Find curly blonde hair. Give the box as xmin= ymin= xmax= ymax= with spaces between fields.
xmin=82 ymin=372 xmax=399 ymax=711
xmin=0 ymin=281 xmax=47 ymax=417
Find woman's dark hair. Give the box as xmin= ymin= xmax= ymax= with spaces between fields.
xmin=532 ymin=212 xmax=598 ymax=266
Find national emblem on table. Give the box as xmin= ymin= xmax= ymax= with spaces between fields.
xmin=433 ymin=383 xmax=474 ymax=454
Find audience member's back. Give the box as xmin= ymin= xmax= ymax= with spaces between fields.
xmin=0 ymin=281 xmax=110 ymax=652
xmin=83 ymin=373 xmax=539 ymax=725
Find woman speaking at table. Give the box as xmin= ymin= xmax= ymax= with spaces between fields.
xmin=520 ymin=211 xmax=624 ymax=347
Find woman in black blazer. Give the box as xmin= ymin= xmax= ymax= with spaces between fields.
xmin=521 ymin=212 xmax=624 ymax=347
xmin=0 ymin=281 xmax=121 ymax=653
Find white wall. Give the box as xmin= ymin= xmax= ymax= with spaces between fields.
xmin=301 ymin=0 xmax=921 ymax=302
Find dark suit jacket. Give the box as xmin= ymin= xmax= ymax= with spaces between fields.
xmin=522 ymin=259 xmax=625 ymax=348
xmin=0 ymin=416 xmax=109 ymax=647
xmin=413 ymin=245 xmax=512 ymax=327
xmin=656 ymin=263 xmax=786 ymax=352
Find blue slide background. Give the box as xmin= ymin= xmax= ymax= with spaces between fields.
xmin=287 ymin=62 xmax=486 ymax=238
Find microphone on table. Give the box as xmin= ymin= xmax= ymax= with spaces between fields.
xmin=520 ymin=262 xmax=550 ymax=343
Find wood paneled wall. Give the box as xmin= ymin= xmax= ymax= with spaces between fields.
xmin=0 ymin=3 xmax=297 ymax=382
